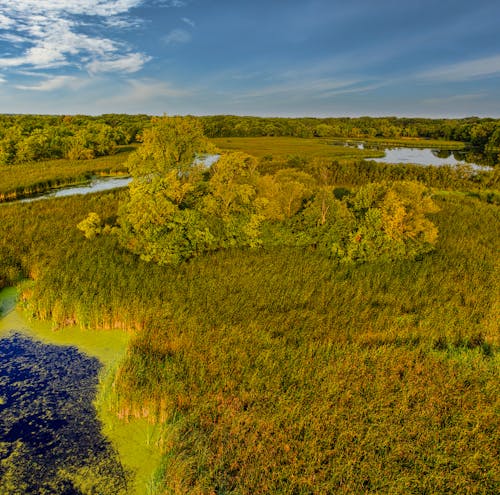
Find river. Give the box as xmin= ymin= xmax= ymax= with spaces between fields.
xmin=17 ymin=153 xmax=221 ymax=204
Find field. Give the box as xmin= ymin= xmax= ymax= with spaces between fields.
xmin=212 ymin=136 xmax=466 ymax=159
xmin=212 ymin=136 xmax=386 ymax=159
xmin=0 ymin=126 xmax=498 ymax=493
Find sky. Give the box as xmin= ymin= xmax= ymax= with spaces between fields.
xmin=0 ymin=0 xmax=499 ymax=117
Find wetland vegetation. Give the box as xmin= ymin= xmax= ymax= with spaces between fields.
xmin=0 ymin=114 xmax=499 ymax=494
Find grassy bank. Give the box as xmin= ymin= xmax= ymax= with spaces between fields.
xmin=339 ymin=136 xmax=467 ymax=149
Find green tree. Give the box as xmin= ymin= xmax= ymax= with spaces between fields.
xmin=258 ymin=168 xmax=316 ymax=220
xmin=346 ymin=181 xmax=439 ymax=262
xmin=203 ymin=152 xmax=263 ymax=247
xmin=119 ymin=116 xmax=215 ymax=265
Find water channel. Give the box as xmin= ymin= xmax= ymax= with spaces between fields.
xmin=20 ymin=176 xmax=132 ymax=203
xmin=17 ymin=153 xmax=221 ymax=204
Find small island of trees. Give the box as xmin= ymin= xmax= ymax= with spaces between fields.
xmin=85 ymin=116 xmax=441 ymax=266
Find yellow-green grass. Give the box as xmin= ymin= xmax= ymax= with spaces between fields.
xmin=211 ymin=136 xmax=385 ymax=160
xmin=0 ymin=285 xmax=161 ymax=495
xmin=0 ymin=145 xmax=134 ymax=202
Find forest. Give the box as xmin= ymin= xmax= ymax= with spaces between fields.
xmin=0 ymin=115 xmax=499 ymax=494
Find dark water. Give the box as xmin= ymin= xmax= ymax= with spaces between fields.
xmin=0 ymin=333 xmax=127 ymax=494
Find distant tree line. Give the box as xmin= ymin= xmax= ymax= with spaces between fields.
xmin=198 ymin=115 xmax=500 ymax=149
xmin=1 ymin=113 xmax=499 ymax=166
xmin=0 ymin=114 xmax=149 ymax=165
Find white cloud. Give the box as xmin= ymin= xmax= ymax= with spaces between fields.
xmin=0 ymin=1 xmax=143 ymax=18
xmin=181 ymin=17 xmax=195 ymax=28
xmin=0 ymin=33 xmax=29 ymax=44
xmin=0 ymin=13 xmax=14 ymax=29
xmin=104 ymin=16 xmax=145 ymax=29
xmin=418 ymin=55 xmax=500 ymax=81
xmin=164 ymin=28 xmax=191 ymax=45
xmin=87 ymin=52 xmax=152 ymax=74
xmin=0 ymin=74 xmax=6 ymax=84
xmin=0 ymin=1 xmax=185 ymax=75
xmin=15 ymin=75 xmax=86 ymax=91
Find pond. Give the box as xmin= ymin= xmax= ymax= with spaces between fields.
xmin=334 ymin=141 xmax=494 ymax=170
xmin=0 ymin=287 xmax=159 ymax=494
xmin=370 ymin=147 xmax=491 ymax=170
xmin=0 ymin=333 xmax=128 ymax=494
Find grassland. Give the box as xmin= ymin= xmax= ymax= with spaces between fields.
xmin=212 ymin=136 xmax=385 ymax=159
xmin=211 ymin=136 xmax=466 ymax=159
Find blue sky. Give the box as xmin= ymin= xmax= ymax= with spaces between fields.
xmin=0 ymin=0 xmax=499 ymax=117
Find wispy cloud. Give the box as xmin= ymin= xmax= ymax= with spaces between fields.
xmin=164 ymin=28 xmax=192 ymax=45
xmin=87 ymin=53 xmax=152 ymax=74
xmin=15 ymin=74 xmax=87 ymax=91
xmin=0 ymin=1 xmax=185 ymax=76
xmin=95 ymin=78 xmax=192 ymax=110
xmin=237 ymin=78 xmax=362 ymax=99
xmin=418 ymin=55 xmax=500 ymax=81
xmin=0 ymin=13 xmax=15 ymax=29
xmin=181 ymin=17 xmax=195 ymax=28
xmin=421 ymin=93 xmax=485 ymax=105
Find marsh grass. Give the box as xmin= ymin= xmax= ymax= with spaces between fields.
xmin=212 ymin=136 xmax=385 ymax=160
xmin=0 ymin=153 xmax=498 ymax=493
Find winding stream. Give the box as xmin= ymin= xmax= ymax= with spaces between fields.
xmin=20 ymin=176 xmax=132 ymax=203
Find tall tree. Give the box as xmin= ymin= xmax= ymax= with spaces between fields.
xmin=118 ymin=116 xmax=215 ymax=265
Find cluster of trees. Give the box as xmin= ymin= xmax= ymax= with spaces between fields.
xmin=0 ymin=114 xmax=149 ymax=165
xmin=114 ymin=117 xmax=440 ymax=266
